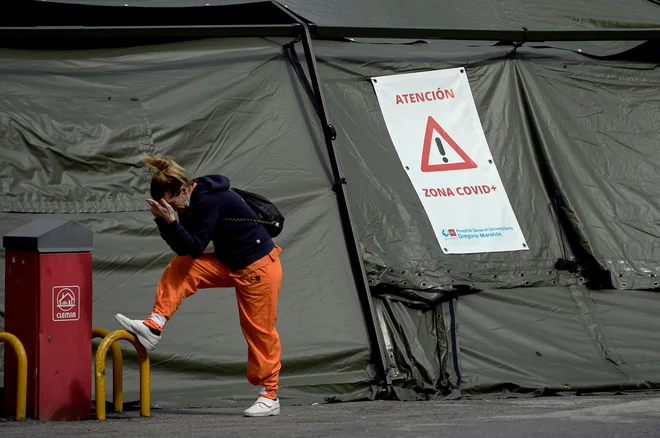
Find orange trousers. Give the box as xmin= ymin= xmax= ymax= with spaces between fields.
xmin=144 ymin=246 xmax=283 ymax=400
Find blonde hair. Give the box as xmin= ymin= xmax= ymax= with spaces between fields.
xmin=141 ymin=155 xmax=190 ymax=200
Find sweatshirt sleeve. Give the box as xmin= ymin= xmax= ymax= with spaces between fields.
xmin=154 ymin=194 xmax=221 ymax=259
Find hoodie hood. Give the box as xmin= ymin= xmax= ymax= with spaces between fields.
xmin=194 ymin=174 xmax=231 ymax=193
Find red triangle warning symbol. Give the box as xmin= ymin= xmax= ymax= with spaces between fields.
xmin=421 ymin=116 xmax=477 ymax=172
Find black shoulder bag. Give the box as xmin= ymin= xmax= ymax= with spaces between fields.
xmin=223 ymin=188 xmax=285 ymax=238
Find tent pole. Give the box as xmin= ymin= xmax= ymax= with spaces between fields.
xmin=272 ymin=2 xmax=392 ymax=389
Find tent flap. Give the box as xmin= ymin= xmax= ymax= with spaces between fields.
xmin=372 ymin=295 xmax=450 ymax=401
xmin=457 ymin=286 xmax=660 ymax=397
xmin=509 ymin=58 xmax=660 ymax=290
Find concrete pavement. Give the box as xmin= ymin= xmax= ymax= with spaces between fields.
xmin=2 ymin=392 xmax=660 ymax=437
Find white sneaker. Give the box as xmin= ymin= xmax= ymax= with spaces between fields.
xmin=115 ymin=313 xmax=161 ymax=352
xmin=244 ymin=396 xmax=280 ymax=417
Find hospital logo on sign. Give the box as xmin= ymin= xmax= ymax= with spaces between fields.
xmin=441 ymin=229 xmax=458 ymax=239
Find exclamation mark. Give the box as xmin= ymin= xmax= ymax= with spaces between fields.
xmin=436 ymin=137 xmax=449 ymax=163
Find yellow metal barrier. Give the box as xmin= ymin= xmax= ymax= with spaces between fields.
xmin=92 ymin=327 xmax=124 ymax=413
xmin=94 ymin=329 xmax=150 ymax=420
xmin=0 ymin=331 xmax=27 ymax=421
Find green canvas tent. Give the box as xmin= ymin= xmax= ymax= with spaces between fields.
xmin=1 ymin=0 xmax=660 ymax=409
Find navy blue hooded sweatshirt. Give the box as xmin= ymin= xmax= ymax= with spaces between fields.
xmin=154 ymin=175 xmax=275 ymax=272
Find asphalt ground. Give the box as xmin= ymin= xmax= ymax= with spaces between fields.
xmin=2 ymin=393 xmax=660 ymax=437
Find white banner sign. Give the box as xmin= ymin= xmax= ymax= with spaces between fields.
xmin=371 ymin=67 xmax=528 ymax=254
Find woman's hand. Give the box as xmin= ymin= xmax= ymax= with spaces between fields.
xmin=146 ymin=199 xmax=176 ymax=223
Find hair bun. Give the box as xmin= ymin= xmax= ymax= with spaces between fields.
xmin=141 ymin=154 xmax=190 ymax=200
xmin=142 ymin=155 xmax=174 ymax=174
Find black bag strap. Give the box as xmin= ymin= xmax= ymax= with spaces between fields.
xmin=222 ymin=216 xmax=281 ymax=227
xmin=221 ymin=188 xmax=282 ymax=228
